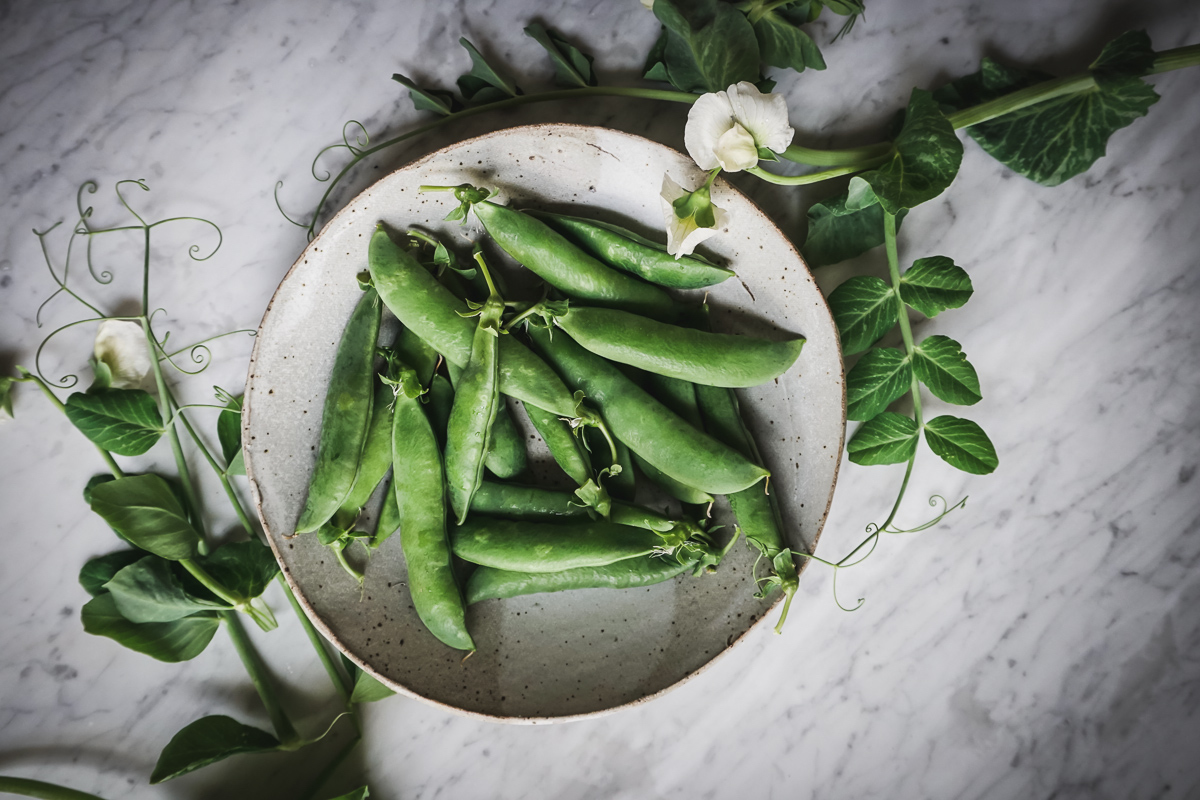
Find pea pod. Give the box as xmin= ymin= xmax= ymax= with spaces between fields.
xmin=295 ymin=288 xmax=382 ymax=534
xmin=451 ymin=518 xmax=662 ymax=573
xmin=632 ymin=451 xmax=714 ymax=507
xmin=469 ymin=480 xmax=677 ymax=533
xmin=373 ymin=480 xmax=399 ymax=549
xmin=465 ymin=554 xmax=697 ymax=604
xmin=338 ymin=380 xmax=396 ymax=513
xmin=544 ymin=304 xmax=805 ymax=388
xmin=395 ymin=327 xmax=439 ymax=387
xmin=425 ymin=185 xmax=676 ymax=321
xmin=367 ymin=227 xmax=576 ymax=416
xmin=589 ymin=429 xmax=635 ymax=502
xmin=425 ymin=373 xmax=454 ymax=444
xmin=642 ymin=372 xmax=704 ymax=429
xmin=444 ymin=253 xmax=504 ymax=525
xmin=392 ymin=375 xmax=473 ymax=651
xmin=527 ymin=210 xmax=734 ymax=289
xmin=522 ymin=401 xmax=591 ymax=487
xmin=447 ymin=361 xmax=527 ymax=480
xmin=528 ymin=324 xmax=769 ymax=495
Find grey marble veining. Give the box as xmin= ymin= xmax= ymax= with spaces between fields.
xmin=1 ymin=0 xmax=1199 ymax=798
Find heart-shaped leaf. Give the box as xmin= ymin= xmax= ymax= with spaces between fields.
xmin=151 ymin=715 xmax=280 ymax=784
xmin=81 ymin=594 xmax=219 ymax=662
xmin=846 ymin=347 xmax=912 ymax=421
xmin=899 ymin=256 xmax=973 ymax=317
xmin=827 ymin=276 xmax=898 ymax=355
xmin=351 ymin=670 xmax=397 ymax=704
xmin=847 ymin=412 xmax=919 ymax=466
xmin=912 ymin=336 xmax=982 ymax=405
xmin=105 ymin=556 xmax=230 ymax=623
xmin=924 ymin=415 xmax=998 ymax=474
xmin=198 ymin=539 xmax=280 ymax=601
xmin=65 ymin=388 xmax=163 ymax=456
xmin=89 ymin=474 xmax=202 ymax=560
xmin=525 ymin=24 xmax=596 ymax=88
xmin=79 ymin=550 xmax=145 ymax=597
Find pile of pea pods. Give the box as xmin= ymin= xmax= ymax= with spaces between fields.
xmin=295 ymin=183 xmax=807 ymax=651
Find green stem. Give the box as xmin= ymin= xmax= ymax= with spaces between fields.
xmin=223 ymin=612 xmax=300 ymax=747
xmin=1147 ymin=43 xmax=1200 ymax=74
xmin=746 ymin=155 xmax=889 ymax=186
xmin=170 ymin=395 xmax=258 ymax=535
xmin=883 ymin=212 xmax=922 ymax=430
xmin=17 ymin=370 xmax=125 ymax=478
xmin=180 ymin=559 xmax=278 ymax=631
xmin=280 ymin=574 xmax=356 ymax=709
xmin=780 ymin=140 xmax=893 ymax=167
xmin=0 ymin=777 xmax=107 ymax=800
xmin=298 ymin=735 xmax=363 ymax=800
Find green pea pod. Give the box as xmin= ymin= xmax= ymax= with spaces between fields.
xmin=642 ymin=372 xmax=704 ymax=429
xmin=465 ymin=554 xmax=697 ymax=604
xmin=468 ymin=199 xmax=677 ymax=321
xmin=425 ymin=374 xmax=454 ymax=445
xmin=395 ymin=327 xmax=439 ymax=387
xmin=527 ymin=210 xmax=734 ymax=290
xmin=451 ymin=517 xmax=664 ymax=572
xmin=632 ymin=451 xmax=714 ymax=506
xmin=528 ymin=324 xmax=769 ymax=495
xmin=694 ymin=363 xmax=800 ymax=634
xmin=444 ymin=256 xmax=504 ymax=525
xmin=523 ymin=401 xmax=591 ymax=487
xmin=392 ymin=383 xmax=474 ymax=651
xmin=586 ymin=428 xmax=635 ymax=502
xmin=338 ymin=380 xmax=396 ymax=513
xmin=608 ymin=502 xmax=675 ymax=533
xmin=547 ymin=305 xmax=805 ymax=388
xmin=447 ymin=361 xmax=527 ymax=480
xmin=368 ymin=227 xmax=576 ymax=416
xmin=295 ymin=288 xmax=382 ymax=534
xmin=469 ymin=480 xmax=589 ymax=520
xmin=373 ymin=480 xmax=400 ymax=549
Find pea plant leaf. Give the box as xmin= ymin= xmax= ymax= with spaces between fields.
xmin=846 ymin=347 xmax=912 ymax=421
xmin=858 ymin=88 xmax=964 ymax=215
xmin=827 ymin=276 xmax=898 ymax=355
xmin=150 ymin=715 xmax=281 ymax=784
xmin=81 ymin=594 xmax=219 ymax=662
xmin=802 ymin=192 xmax=906 ymax=268
xmin=812 ymin=0 xmax=865 ymax=39
xmin=649 ymin=0 xmax=761 ymax=93
xmin=64 ymin=388 xmax=163 ymax=456
xmin=934 ymin=32 xmax=1159 ymax=186
xmin=198 ymin=539 xmax=280 ymax=601
xmin=924 ymin=415 xmax=999 ymax=474
xmin=457 ymin=38 xmax=520 ymax=104
xmin=751 ymin=7 xmax=826 ymax=74
xmin=524 ymin=23 xmax=596 ymax=87
xmin=847 ymin=412 xmax=919 ymax=466
xmin=1090 ymin=29 xmax=1157 ymax=89
xmin=899 ymin=256 xmax=973 ymax=317
xmin=79 ymin=550 xmax=145 ymax=597
xmin=911 ymin=335 xmax=982 ymax=405
xmin=89 ymin=474 xmax=202 ymax=561
xmin=105 ymin=556 xmax=230 ymax=623
xmin=351 ymin=670 xmax=397 ymax=703
xmin=217 ymin=393 xmax=245 ymax=476
xmin=0 ymin=376 xmax=15 ymax=418
xmin=391 ymin=73 xmax=460 ymax=116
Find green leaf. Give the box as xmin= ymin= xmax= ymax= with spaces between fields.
xmin=150 ymin=715 xmax=280 ymax=784
xmin=324 ymin=788 xmax=370 ymax=800
xmin=89 ymin=474 xmax=202 ymax=560
xmin=524 ymin=24 xmax=596 ymax=88
xmin=924 ymin=415 xmax=998 ymax=474
xmin=827 ymin=276 xmax=898 ymax=355
xmin=653 ymin=0 xmax=761 ymax=93
xmin=81 ymin=594 xmax=219 ymax=662
xmin=934 ymin=45 xmax=1159 ymax=186
xmin=642 ymin=29 xmax=673 ymax=83
xmin=1090 ymin=30 xmax=1156 ymax=88
xmin=845 ymin=347 xmax=912 ymax=421
xmin=899 ymin=256 xmax=973 ymax=317
xmin=391 ymin=73 xmax=459 ymax=116
xmin=64 ymin=388 xmax=163 ymax=456
xmin=0 ymin=376 xmax=13 ymax=419
xmin=105 ymin=556 xmax=230 ymax=623
xmin=752 ymin=9 xmax=826 ymax=73
xmin=911 ymin=335 xmax=982 ymax=406
xmin=803 ymin=191 xmax=908 ymax=268
xmin=198 ymin=539 xmax=280 ymax=601
xmin=858 ymin=88 xmax=963 ymax=215
xmin=83 ymin=473 xmax=116 ymax=505
xmin=79 ymin=550 xmax=145 ymax=597
xmin=847 ymin=412 xmax=919 ymax=466
xmin=456 ymin=38 xmax=520 ymax=103
xmin=351 ymin=670 xmax=397 ymax=703
xmin=217 ymin=394 xmax=245 ymax=476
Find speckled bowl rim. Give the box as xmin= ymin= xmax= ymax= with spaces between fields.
xmin=244 ymin=122 xmax=846 ymax=724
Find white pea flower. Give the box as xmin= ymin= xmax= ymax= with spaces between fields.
xmin=660 ymin=174 xmax=728 ymax=259
xmin=684 ymin=82 xmax=795 ymax=173
xmin=94 ymin=319 xmax=154 ymax=391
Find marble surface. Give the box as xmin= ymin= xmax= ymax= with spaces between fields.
xmin=1 ymin=0 xmax=1198 ymax=797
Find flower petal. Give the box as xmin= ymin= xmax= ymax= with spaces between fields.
xmin=713 ymin=123 xmax=759 ymax=172
xmin=684 ymin=90 xmax=735 ymax=171
xmin=727 ymin=81 xmax=794 ymax=155
xmin=94 ymin=319 xmax=153 ymax=391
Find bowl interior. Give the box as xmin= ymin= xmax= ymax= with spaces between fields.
xmin=244 ymin=124 xmax=845 ymax=722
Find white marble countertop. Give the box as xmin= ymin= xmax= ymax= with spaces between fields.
xmin=2 ymin=1 xmax=1199 ymax=798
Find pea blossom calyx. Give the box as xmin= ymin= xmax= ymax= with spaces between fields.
xmin=685 ymin=82 xmax=794 ymax=173
xmin=660 ymin=173 xmax=728 ymax=259
xmin=93 ymin=319 xmax=154 ymax=391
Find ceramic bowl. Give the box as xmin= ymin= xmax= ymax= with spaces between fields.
xmin=243 ymin=123 xmax=845 ymax=722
